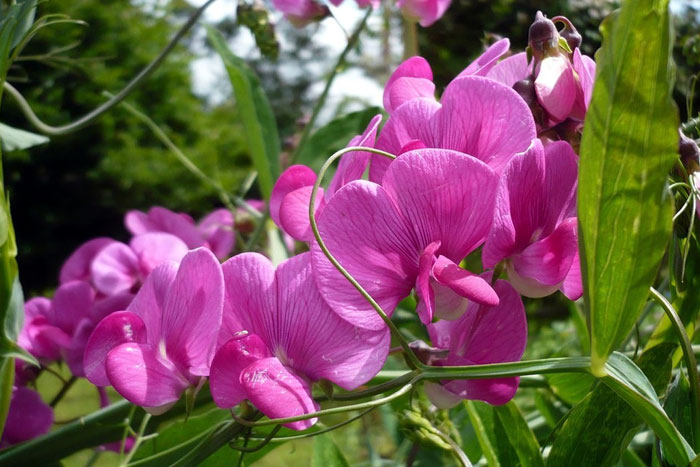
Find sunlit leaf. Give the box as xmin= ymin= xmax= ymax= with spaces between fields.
xmin=578 ymin=0 xmax=679 ymax=374
xmin=312 ymin=434 xmax=350 ymax=467
xmin=0 ymin=123 xmax=49 ymax=152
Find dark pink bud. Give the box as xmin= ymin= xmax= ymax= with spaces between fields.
xmin=553 ymin=16 xmax=582 ymax=51
xmin=679 ymin=129 xmax=700 ymax=172
xmin=528 ymin=11 xmax=558 ymax=55
xmin=513 ymin=78 xmax=536 ymax=106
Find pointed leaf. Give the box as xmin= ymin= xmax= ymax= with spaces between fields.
xmin=0 ymin=123 xmax=48 ymax=151
xmin=313 ymin=434 xmax=350 ymax=467
xmin=578 ymin=0 xmax=679 ymax=373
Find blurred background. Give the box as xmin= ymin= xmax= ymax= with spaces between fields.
xmin=2 ymin=0 xmax=699 ymax=465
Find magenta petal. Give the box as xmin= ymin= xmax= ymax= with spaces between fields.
xmin=59 ymin=238 xmax=116 ymax=284
xmin=415 ymin=242 xmax=441 ymax=324
xmin=431 ymin=281 xmax=469 ymax=321
xmin=383 ymin=56 xmax=433 ymax=113
xmin=511 ymin=217 xmax=578 ymax=292
xmin=84 ymin=311 xmax=148 ymax=387
xmin=445 ymin=377 xmax=520 ymax=405
xmin=91 ymin=242 xmax=140 ymax=296
xmin=436 ymin=76 xmax=536 ymax=174
xmin=127 ymin=262 xmax=178 ymax=347
xmin=51 ymin=280 xmax=94 ymax=336
xmin=66 ymin=318 xmax=94 ymax=377
xmin=241 ymin=357 xmax=320 ymax=430
xmin=209 ymin=334 xmax=270 ymax=408
xmin=372 ymin=98 xmax=440 ymax=183
xmin=198 ymin=209 xmax=235 ymax=259
xmin=386 ymin=77 xmax=436 ymax=115
xmin=561 ymin=249 xmax=583 ymax=301
xmin=270 ymin=165 xmax=317 ymax=228
xmin=106 ymin=342 xmax=189 ymax=408
xmin=125 ymin=210 xmax=154 ymax=235
xmin=279 ymin=186 xmax=327 ymax=242
xmin=382 ymin=149 xmax=498 ymax=260
xmin=424 ymin=381 xmax=462 ymax=409
xmin=458 ymin=38 xmax=510 ymax=78
xmin=2 ymin=387 xmax=53 ymax=445
xmin=144 ymin=207 xmax=204 ymax=249
xmin=432 ymin=256 xmax=499 ymax=306
xmin=535 ymin=55 xmax=577 ymax=123
xmin=130 ymin=232 xmax=188 ymax=275
xmin=312 ymin=181 xmax=419 ymax=330
xmin=327 ymin=114 xmax=382 ymax=196
xmin=486 ymin=52 xmax=531 ymax=87
xmin=273 ymin=253 xmax=390 ymax=389
xmin=161 ymin=249 xmax=224 ymax=376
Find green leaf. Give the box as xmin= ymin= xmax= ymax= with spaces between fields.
xmin=547 ymin=344 xmax=678 ymax=466
xmin=206 ymin=25 xmax=280 ymax=199
xmin=0 ymin=123 xmax=49 ymax=151
xmin=546 ymin=373 xmax=595 ymax=405
xmin=578 ymin=0 xmax=679 ymax=374
xmin=0 ymin=357 xmax=14 ymax=439
xmin=493 ymin=402 xmax=545 ymax=467
xmin=312 ymin=434 xmax=350 ymax=467
xmin=295 ymin=107 xmax=383 ymax=171
xmin=465 ymin=401 xmax=519 ymax=466
xmin=661 ymin=372 xmax=694 ymax=464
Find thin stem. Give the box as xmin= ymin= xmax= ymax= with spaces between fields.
xmin=229 ymin=425 xmax=281 ymax=452
xmin=322 ymin=369 xmax=420 ymax=402
xmin=434 ymin=428 xmax=472 ymax=467
xmin=649 ymin=286 xmax=700 ymax=450
xmin=49 ymin=376 xmax=77 ymax=407
xmin=120 ymin=413 xmax=151 ymax=467
xmin=289 ymin=8 xmax=371 ymax=164
xmin=234 ymin=381 xmax=415 ymax=428
xmin=308 ymin=146 xmax=424 ymax=369
xmin=3 ymin=0 xmax=219 ymax=136
xmin=402 ymin=19 xmax=419 ymax=59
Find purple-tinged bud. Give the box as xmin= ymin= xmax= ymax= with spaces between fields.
xmin=679 ymin=129 xmax=700 ymax=173
xmin=553 ymin=16 xmax=582 ymax=51
xmin=528 ymin=11 xmax=559 ymax=57
xmin=513 ymin=78 xmax=536 ymax=106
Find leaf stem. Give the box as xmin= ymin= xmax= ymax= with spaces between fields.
xmin=649 ymin=286 xmax=700 ymax=450
xmin=289 ymin=8 xmax=371 ymax=164
xmin=49 ymin=376 xmax=77 ymax=407
xmin=120 ymin=413 xmax=151 ymax=467
xmin=2 ymin=0 xmax=219 ymax=135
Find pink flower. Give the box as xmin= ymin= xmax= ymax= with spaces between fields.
xmin=17 ymin=297 xmax=70 ymax=363
xmin=198 ymin=209 xmax=235 ymax=260
xmin=0 ymin=386 xmax=53 ymax=448
xmin=271 ymin=0 xmax=329 ymax=27
xmin=311 ymin=149 xmax=500 ymax=331
xmin=270 ymin=115 xmax=382 ymax=242
xmin=90 ymin=233 xmax=188 ymax=296
xmin=424 ymin=280 xmax=527 ymax=407
xmin=482 ymin=139 xmax=582 ymax=300
xmin=59 ymin=238 xmax=117 ymax=285
xmin=83 ymin=249 xmax=224 ymax=414
xmin=209 ymin=252 xmax=389 ymax=430
xmin=372 ymin=74 xmax=536 ymax=182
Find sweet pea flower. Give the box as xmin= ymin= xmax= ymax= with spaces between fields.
xmin=90 ymin=232 xmax=188 ymax=296
xmin=371 ymin=74 xmax=536 ymax=182
xmin=83 ymin=249 xmax=224 ymax=414
xmin=270 ymin=115 xmax=382 ymax=242
xmin=312 ymin=149 xmax=500 ymax=331
xmin=59 ymin=237 xmax=117 ymax=284
xmin=382 ymin=39 xmax=510 ymax=115
xmin=482 ymin=139 xmax=582 ymax=300
xmin=17 ymin=297 xmax=70 ymax=363
xmin=0 ymin=386 xmax=53 ymax=448
xmin=209 ymin=252 xmax=390 ymax=430
xmin=197 ymin=209 xmax=235 ymax=259
xmin=424 ymin=280 xmax=527 ymax=407
xmin=271 ymin=0 xmax=329 ymax=27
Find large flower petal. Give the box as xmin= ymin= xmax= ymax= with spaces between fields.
xmin=432 ymin=256 xmax=499 ymax=306
xmin=127 ymin=262 xmax=177 ymax=347
xmin=457 ymin=38 xmax=510 ymax=78
xmin=241 ymin=357 xmax=319 ymax=430
xmin=91 ymin=242 xmax=140 ymax=296
xmin=486 ymin=52 xmax=531 ymax=87
xmin=311 ymin=181 xmax=419 ymax=330
xmin=161 ymin=249 xmax=224 ymax=376
xmin=106 ymin=342 xmax=190 ymax=408
xmin=130 ymin=232 xmax=188 ymax=275
xmin=435 ymin=76 xmax=536 ymax=174
xmin=209 ymin=334 xmax=270 ymax=408
xmin=50 ymin=280 xmax=94 ymax=336
xmin=383 ymin=56 xmax=433 ymax=113
xmin=144 ymin=207 xmax=204 ymax=249
xmin=327 ymin=114 xmax=382 ymax=196
xmin=279 ymin=186 xmax=326 ymax=242
xmin=84 ymin=311 xmax=148 ymax=387
xmin=198 ymin=209 xmax=235 ymax=259
xmin=561 ymin=248 xmax=583 ymax=301
xmin=382 ymin=149 xmax=498 ymax=260
xmin=2 ymin=387 xmax=53 ymax=445
xmin=535 ymin=55 xmax=577 ymax=123
xmin=273 ymin=253 xmax=390 ymax=389
xmin=59 ymin=238 xmax=116 ymax=284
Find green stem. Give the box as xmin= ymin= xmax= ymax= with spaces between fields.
xmin=649 ymin=286 xmax=700 ymax=450
xmin=49 ymin=376 xmax=77 ymax=407
xmin=120 ymin=413 xmax=151 ymax=467
xmin=307 ymin=145 xmax=424 ymax=369
xmin=3 ymin=0 xmax=219 ymax=135
xmin=289 ymin=8 xmax=371 ymax=164
xmin=402 ymin=19 xmax=419 ymax=59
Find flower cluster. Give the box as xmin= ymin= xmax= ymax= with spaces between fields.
xmin=5 ymin=12 xmax=596 ymax=446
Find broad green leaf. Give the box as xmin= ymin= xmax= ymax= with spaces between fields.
xmin=578 ymin=0 xmax=679 ymax=374
xmin=465 ymin=401 xmax=519 ymax=466
xmin=0 ymin=123 xmax=48 ymax=151
xmin=312 ymin=434 xmax=350 ymax=467
xmin=546 ymin=373 xmax=595 ymax=405
xmin=295 ymin=107 xmax=383 ymax=170
xmin=661 ymin=372 xmax=694 ymax=464
xmin=493 ymin=402 xmax=544 ymax=467
xmin=547 ymin=344 xmax=677 ymax=466
xmin=206 ymin=25 xmax=280 ymax=199
xmin=0 ymin=357 xmax=13 ymax=438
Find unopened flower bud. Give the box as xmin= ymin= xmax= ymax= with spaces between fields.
xmin=553 ymin=16 xmax=582 ymax=51
xmin=528 ymin=11 xmax=559 ymax=57
xmin=679 ymin=129 xmax=700 ymax=173
xmin=513 ymin=78 xmax=536 ymax=106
